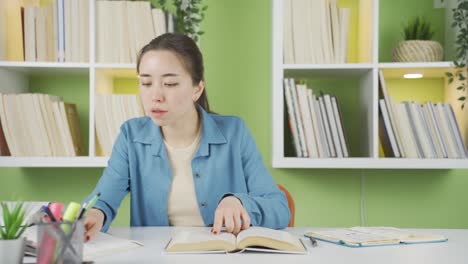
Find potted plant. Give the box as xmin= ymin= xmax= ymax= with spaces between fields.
xmin=446 ymin=0 xmax=467 ymax=110
xmin=393 ymin=16 xmax=444 ymax=62
xmin=156 ymin=0 xmax=208 ymax=43
xmin=0 ymin=202 xmax=28 ymax=264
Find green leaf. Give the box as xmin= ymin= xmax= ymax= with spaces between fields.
xmin=462 ymin=103 xmax=465 ymax=110
xmin=446 ymin=72 xmax=453 ymax=77
xmin=458 ymin=96 xmax=466 ymax=101
xmin=449 ymin=78 xmax=454 ymax=84
xmin=1 ymin=203 xmax=11 ymax=230
xmin=457 ymin=86 xmax=464 ymax=90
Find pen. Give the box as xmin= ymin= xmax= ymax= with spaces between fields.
xmin=41 ymin=206 xmax=57 ymax=222
xmin=78 ymin=192 xmax=101 ymax=220
xmin=309 ymin=236 xmax=318 ymax=247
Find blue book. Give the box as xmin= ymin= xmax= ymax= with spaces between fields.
xmin=304 ymin=227 xmax=447 ymax=247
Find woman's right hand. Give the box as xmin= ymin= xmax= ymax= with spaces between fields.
xmin=83 ymin=208 xmax=105 ymax=242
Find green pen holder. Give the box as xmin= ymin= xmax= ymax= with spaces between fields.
xmin=36 ymin=220 xmax=84 ymax=264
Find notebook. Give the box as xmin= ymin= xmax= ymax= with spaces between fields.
xmin=304 ymin=226 xmax=448 ymax=247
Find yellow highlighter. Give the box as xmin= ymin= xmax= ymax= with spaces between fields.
xmin=61 ymin=202 xmax=81 ymax=234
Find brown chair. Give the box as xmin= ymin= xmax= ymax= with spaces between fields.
xmin=277 ymin=184 xmax=295 ymax=227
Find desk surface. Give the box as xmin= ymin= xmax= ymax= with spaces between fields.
xmin=91 ymin=227 xmax=468 ymax=264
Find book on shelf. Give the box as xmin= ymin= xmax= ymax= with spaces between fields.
xmin=283 ymin=78 xmax=349 ymax=158
xmin=95 ymin=94 xmax=144 ymax=156
xmin=304 ymin=227 xmax=447 ymax=247
xmin=284 ymin=0 xmax=350 ymax=64
xmin=165 ymin=227 xmax=307 ymax=254
xmin=0 ymin=93 xmax=84 ymax=157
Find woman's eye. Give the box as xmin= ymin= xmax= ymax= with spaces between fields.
xmin=141 ymin=83 xmax=151 ymax=87
xmin=164 ymin=82 xmax=178 ymax=87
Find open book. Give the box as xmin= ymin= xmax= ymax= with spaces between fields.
xmin=165 ymin=226 xmax=307 ymax=254
xmin=305 ymin=227 xmax=447 ymax=247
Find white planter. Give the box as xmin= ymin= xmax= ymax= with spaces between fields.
xmin=0 ymin=237 xmax=26 ymax=264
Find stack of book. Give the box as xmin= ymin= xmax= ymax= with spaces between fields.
xmin=2 ymin=0 xmax=90 ymax=62
xmin=0 ymin=93 xmax=84 ymax=156
xmin=96 ymin=0 xmax=167 ymax=63
xmin=283 ymin=0 xmax=350 ymax=64
xmin=379 ymin=70 xmax=467 ymax=159
xmin=95 ymin=94 xmax=144 ymax=156
xmin=284 ymin=78 xmax=349 ymax=158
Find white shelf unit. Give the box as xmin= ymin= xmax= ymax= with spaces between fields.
xmin=271 ymin=0 xmax=468 ymax=169
xmin=0 ymin=0 xmax=145 ymax=167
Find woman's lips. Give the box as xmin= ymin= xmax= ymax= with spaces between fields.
xmin=151 ymin=109 xmax=167 ymax=118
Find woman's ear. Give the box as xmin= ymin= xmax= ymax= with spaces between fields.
xmin=193 ymin=80 xmax=205 ymax=101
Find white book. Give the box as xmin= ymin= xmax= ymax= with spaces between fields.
xmin=64 ymin=0 xmax=72 ymax=62
xmin=18 ymin=94 xmax=42 ymax=156
xmin=307 ymin=90 xmax=326 ymax=158
xmin=140 ymin=1 xmax=155 ymax=49
xmin=444 ymin=103 xmax=467 ymax=158
xmin=427 ymin=102 xmax=448 ymax=158
xmin=126 ymin=1 xmax=138 ymax=63
xmin=71 ymin=0 xmax=80 ymax=62
xmin=379 ymin=99 xmax=399 ymax=158
xmin=31 ymin=94 xmax=53 ymax=156
xmin=283 ymin=0 xmax=294 ymax=64
xmin=324 ymin=94 xmax=343 ymax=157
xmin=56 ymin=0 xmax=65 ymax=62
xmin=416 ymin=103 xmax=437 ymax=158
xmin=283 ymin=79 xmax=301 ymax=157
xmin=291 ymin=0 xmax=308 ymax=64
xmin=45 ymin=4 xmax=56 ymax=61
xmin=3 ymin=95 xmax=23 ymax=155
xmin=95 ymin=95 xmax=111 ymax=156
xmin=38 ymin=94 xmax=59 ymax=156
xmin=114 ymin=1 xmax=124 ymax=63
xmin=298 ymin=85 xmax=318 ymax=158
xmin=388 ymin=97 xmax=407 ymax=157
xmin=52 ymin=101 xmax=71 ymax=156
xmin=35 ymin=7 xmax=48 ymax=62
xmin=395 ymin=103 xmax=419 ymax=158
xmin=152 ymin=8 xmax=167 ymax=37
xmin=24 ymin=6 xmax=36 ymax=62
xmin=422 ymin=104 xmax=445 ymax=158
xmin=332 ymin=96 xmax=348 ymax=157
xmin=379 ymin=71 xmax=405 ymax=157
xmin=320 ymin=0 xmax=333 ymax=63
xmin=79 ymin=0 xmax=89 ymax=62
xmin=329 ymin=0 xmax=340 ymax=63
xmin=434 ymin=103 xmax=458 ymax=158
xmin=306 ymin=0 xmax=319 ymax=63
xmin=0 ymin=6 xmax=5 ymax=60
xmin=409 ymin=102 xmax=434 ymax=158
xmin=96 ymin=1 xmax=105 ymax=63
xmin=318 ymin=96 xmax=336 ymax=157
xmin=339 ymin=8 xmax=350 ymax=63
xmin=404 ymin=102 xmax=423 ymax=158
xmin=313 ymin=95 xmax=330 ymax=157
xmin=289 ymin=79 xmax=308 ymax=157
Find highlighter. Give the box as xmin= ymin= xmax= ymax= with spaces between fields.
xmin=61 ymin=202 xmax=81 ymax=234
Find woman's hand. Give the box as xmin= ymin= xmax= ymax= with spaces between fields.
xmin=212 ymin=196 xmax=251 ymax=235
xmin=83 ymin=208 xmax=105 ymax=242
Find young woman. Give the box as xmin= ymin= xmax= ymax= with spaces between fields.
xmin=83 ymin=33 xmax=289 ymax=241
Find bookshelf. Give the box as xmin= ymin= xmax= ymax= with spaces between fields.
xmin=272 ymin=0 xmax=468 ymax=169
xmin=0 ymin=0 xmax=153 ymax=167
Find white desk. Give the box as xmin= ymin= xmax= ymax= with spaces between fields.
xmin=89 ymin=227 xmax=468 ymax=264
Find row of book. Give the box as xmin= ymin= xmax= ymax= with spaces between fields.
xmin=95 ymin=94 xmax=144 ymax=156
xmin=0 ymin=0 xmax=168 ymax=63
xmin=378 ymin=71 xmax=467 ymax=159
xmin=283 ymin=0 xmax=350 ymax=64
xmin=0 ymin=93 xmax=84 ymax=156
xmin=284 ymin=78 xmax=349 ymax=158
xmin=96 ymin=0 xmax=168 ymax=64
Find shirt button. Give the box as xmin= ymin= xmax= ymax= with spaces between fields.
xmin=201 ymin=202 xmax=206 ymax=207
xmin=195 ymin=173 xmax=200 ymax=178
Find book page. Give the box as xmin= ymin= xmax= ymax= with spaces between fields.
xmin=350 ymin=227 xmax=447 ymax=243
xmin=236 ymin=226 xmax=305 ymax=252
xmin=166 ymin=230 xmax=236 ymax=252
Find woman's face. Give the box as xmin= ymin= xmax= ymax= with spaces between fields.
xmin=138 ymin=50 xmax=203 ymax=127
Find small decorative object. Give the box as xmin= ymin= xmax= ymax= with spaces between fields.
xmin=0 ymin=202 xmax=28 ymax=264
xmin=157 ymin=0 xmax=208 ymax=43
xmin=445 ymin=0 xmax=467 ymax=110
xmin=393 ymin=16 xmax=443 ymax=62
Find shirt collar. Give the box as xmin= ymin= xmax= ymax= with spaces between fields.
xmin=133 ymin=104 xmax=227 ymax=157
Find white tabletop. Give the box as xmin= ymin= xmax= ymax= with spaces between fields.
xmin=90 ymin=227 xmax=468 ymax=264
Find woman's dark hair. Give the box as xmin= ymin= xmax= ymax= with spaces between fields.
xmin=136 ymin=33 xmax=211 ymax=112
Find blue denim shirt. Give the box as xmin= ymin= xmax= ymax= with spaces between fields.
xmin=86 ymin=106 xmax=290 ymax=231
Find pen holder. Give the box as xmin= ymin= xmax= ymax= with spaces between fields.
xmin=36 ymin=220 xmax=84 ymax=264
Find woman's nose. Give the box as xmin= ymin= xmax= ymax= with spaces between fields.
xmin=151 ymin=87 xmax=164 ymax=102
